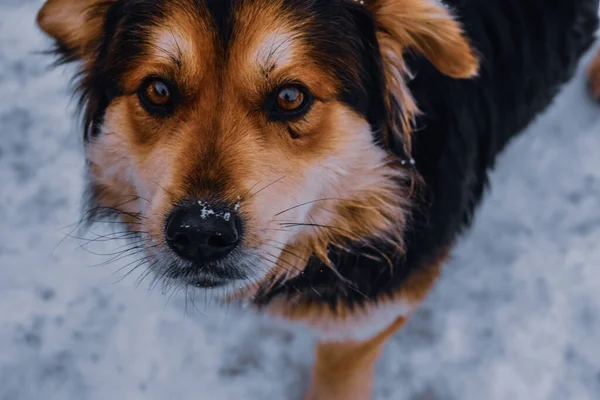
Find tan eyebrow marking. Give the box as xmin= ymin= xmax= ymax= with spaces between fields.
xmin=151 ymin=27 xmax=195 ymax=67
xmin=253 ymin=31 xmax=297 ymax=70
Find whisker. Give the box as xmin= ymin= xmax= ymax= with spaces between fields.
xmin=263 ymin=240 xmax=310 ymax=264
xmin=81 ymin=246 xmax=147 ymax=267
xmin=247 ymin=176 xmax=286 ymax=200
xmin=150 ymin=179 xmax=176 ymax=198
xmin=278 ymin=222 xmax=354 ymax=236
xmin=71 ymin=232 xmax=145 ymax=248
xmin=79 ymin=241 xmax=146 ymax=258
xmin=110 ymin=256 xmax=153 ymax=284
xmin=240 ymin=180 xmax=263 ymax=200
xmin=83 ymin=219 xmax=144 ymax=226
xmin=274 ymin=198 xmax=342 ymax=217
xmin=85 ymin=205 xmax=145 ymax=221
xmin=265 ymin=252 xmax=304 ymax=275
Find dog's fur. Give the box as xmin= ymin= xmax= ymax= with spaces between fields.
xmin=37 ymin=0 xmax=600 ymax=398
xmin=590 ymin=44 xmax=600 ymax=99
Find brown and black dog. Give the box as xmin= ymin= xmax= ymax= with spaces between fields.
xmin=37 ymin=0 xmax=600 ymax=398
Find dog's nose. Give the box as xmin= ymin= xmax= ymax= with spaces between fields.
xmin=165 ymin=202 xmax=242 ymax=263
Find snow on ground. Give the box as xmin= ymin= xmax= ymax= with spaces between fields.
xmin=1 ymin=1 xmax=599 ymax=399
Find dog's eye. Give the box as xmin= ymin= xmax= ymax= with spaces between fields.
xmin=145 ymin=80 xmax=171 ymax=105
xmin=277 ymin=86 xmax=304 ymax=111
xmin=138 ymin=78 xmax=174 ymax=114
xmin=269 ymin=84 xmax=312 ymax=120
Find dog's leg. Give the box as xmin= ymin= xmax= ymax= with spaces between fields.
xmin=304 ymin=316 xmax=406 ymax=400
xmin=588 ymin=47 xmax=600 ymax=101
xmin=298 ymin=254 xmax=448 ymax=400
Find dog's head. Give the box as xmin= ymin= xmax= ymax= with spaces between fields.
xmin=37 ymin=0 xmax=478 ymax=298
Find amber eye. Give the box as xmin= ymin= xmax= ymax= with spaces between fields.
xmin=268 ymin=84 xmax=312 ymax=121
xmin=144 ymin=79 xmax=171 ymax=105
xmin=138 ymin=78 xmax=175 ymax=115
xmin=276 ymin=86 xmax=305 ymax=111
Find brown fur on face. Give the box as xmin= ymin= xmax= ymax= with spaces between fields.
xmin=37 ymin=0 xmax=477 ymax=295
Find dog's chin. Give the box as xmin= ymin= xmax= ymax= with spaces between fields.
xmin=186 ymin=275 xmax=230 ymax=289
xmin=152 ymin=251 xmax=270 ymax=297
xmin=160 ymin=267 xmax=250 ymax=302
xmin=163 ymin=262 xmax=246 ymax=288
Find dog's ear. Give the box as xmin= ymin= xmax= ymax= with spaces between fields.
xmin=37 ymin=0 xmax=115 ymax=61
xmin=369 ymin=0 xmax=479 ymax=78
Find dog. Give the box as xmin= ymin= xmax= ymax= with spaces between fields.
xmin=36 ymin=0 xmax=600 ymax=398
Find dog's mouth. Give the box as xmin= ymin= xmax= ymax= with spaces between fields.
xmin=159 ymin=255 xmax=250 ymax=286
xmin=147 ymin=240 xmax=273 ymax=294
xmin=185 ymin=275 xmax=230 ymax=289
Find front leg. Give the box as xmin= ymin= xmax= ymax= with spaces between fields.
xmin=305 ymin=316 xmax=407 ymax=400
xmin=262 ymin=255 xmax=446 ymax=400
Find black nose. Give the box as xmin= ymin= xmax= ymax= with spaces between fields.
xmin=165 ymin=202 xmax=242 ymax=263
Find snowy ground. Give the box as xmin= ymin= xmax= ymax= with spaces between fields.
xmin=1 ymin=1 xmax=600 ymax=399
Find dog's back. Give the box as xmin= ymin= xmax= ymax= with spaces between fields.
xmin=401 ymin=0 xmax=600 ymax=277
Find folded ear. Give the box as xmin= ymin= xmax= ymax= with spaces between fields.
xmin=36 ymin=0 xmax=115 ymax=61
xmin=369 ymin=0 xmax=479 ymax=78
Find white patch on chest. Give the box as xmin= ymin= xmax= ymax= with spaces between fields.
xmin=311 ymin=300 xmax=415 ymax=342
xmin=266 ymin=299 xmax=416 ymax=343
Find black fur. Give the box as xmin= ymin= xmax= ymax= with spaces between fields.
xmin=254 ymin=0 xmax=600 ymax=309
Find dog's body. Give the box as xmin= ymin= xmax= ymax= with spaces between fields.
xmin=36 ymin=0 xmax=600 ymax=398
xmin=255 ymin=0 xmax=600 ymax=349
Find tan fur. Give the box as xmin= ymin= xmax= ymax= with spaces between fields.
xmin=305 ymin=316 xmax=407 ymax=400
xmin=37 ymin=0 xmax=115 ymax=61
xmin=370 ymin=0 xmax=479 ymax=80
xmin=588 ymin=47 xmax=600 ymax=101
xmin=369 ymin=0 xmax=480 ymax=153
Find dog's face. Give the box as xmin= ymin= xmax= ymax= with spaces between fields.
xmin=38 ymin=0 xmax=477 ymax=298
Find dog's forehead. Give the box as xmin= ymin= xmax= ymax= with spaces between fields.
xmin=140 ymin=0 xmax=317 ymax=75
xmin=154 ymin=1 xmax=305 ymax=45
